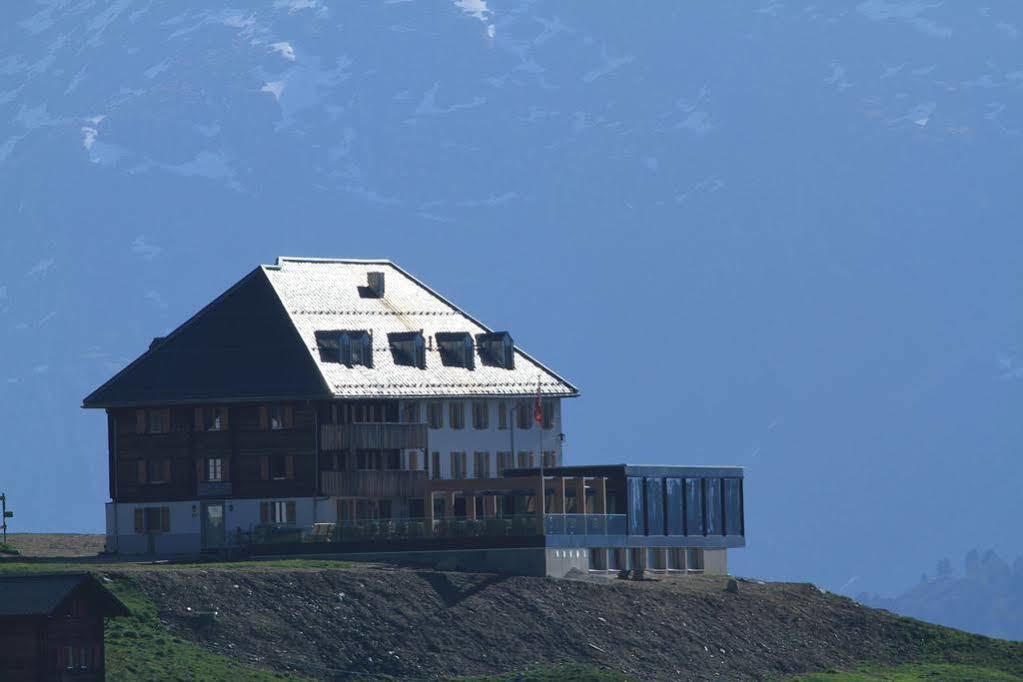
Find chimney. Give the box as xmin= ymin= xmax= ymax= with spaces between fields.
xmin=367 ymin=271 xmax=385 ymax=298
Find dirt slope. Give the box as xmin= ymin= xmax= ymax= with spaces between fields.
xmin=106 ymin=565 xmax=974 ymax=681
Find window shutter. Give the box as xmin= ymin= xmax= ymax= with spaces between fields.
xmin=195 ymin=459 xmax=204 ymax=483
xmin=503 ymin=337 xmax=514 ymax=369
xmin=222 ymin=458 xmax=230 ymax=481
xmin=285 ymin=455 xmax=295 ymax=479
xmin=463 ymin=336 xmax=474 ymax=369
xmin=339 ymin=332 xmax=352 ymax=365
xmin=136 ymin=460 xmax=147 ymax=484
xmin=284 ymin=406 xmax=293 ymax=429
xmin=160 ymin=508 xmax=170 ymax=532
xmin=134 ymin=509 xmax=144 ymax=533
xmin=286 ymin=501 xmax=296 ymax=524
xmin=159 ymin=409 xmax=170 ymax=431
xmin=259 ymin=406 xmax=269 ymax=430
xmin=221 ymin=408 xmax=230 ymax=431
xmin=260 ymin=456 xmax=269 ymax=481
xmin=194 ymin=408 xmax=204 ymax=431
xmin=162 ymin=459 xmax=172 ymax=483
xmin=259 ymin=502 xmax=269 ymax=523
xmin=135 ymin=410 xmax=146 ymax=434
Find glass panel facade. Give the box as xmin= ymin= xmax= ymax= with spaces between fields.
xmin=705 ymin=478 xmax=722 ymax=535
xmin=627 ymin=477 xmax=644 ymax=535
xmin=724 ymin=478 xmax=743 ymax=535
xmin=645 ymin=477 xmax=665 ymax=535
xmin=685 ymin=478 xmax=703 ymax=535
xmin=665 ymin=478 xmax=684 ymax=535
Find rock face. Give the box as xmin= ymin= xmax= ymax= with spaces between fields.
xmin=120 ymin=566 xmax=970 ymax=681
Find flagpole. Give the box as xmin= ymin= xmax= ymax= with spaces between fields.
xmin=537 ymin=376 xmax=544 ymax=524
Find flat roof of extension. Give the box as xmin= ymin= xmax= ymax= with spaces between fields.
xmin=503 ymin=464 xmax=744 ymax=479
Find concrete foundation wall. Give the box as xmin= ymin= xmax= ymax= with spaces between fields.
xmin=704 ymin=548 xmax=728 ymax=575
xmin=307 ymin=547 xmax=550 ymax=577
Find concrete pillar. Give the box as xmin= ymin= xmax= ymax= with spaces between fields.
xmin=573 ymin=477 xmax=587 ymax=515
xmin=593 ymin=477 xmax=607 ymax=514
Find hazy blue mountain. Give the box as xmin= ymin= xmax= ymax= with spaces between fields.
xmin=862 ymin=550 xmax=1023 ymax=641
xmin=1 ymin=1 xmax=1022 ymax=596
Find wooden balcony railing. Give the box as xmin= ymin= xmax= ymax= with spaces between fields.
xmin=319 ymin=422 xmax=428 ymax=451
xmin=321 ymin=470 xmax=427 ymax=498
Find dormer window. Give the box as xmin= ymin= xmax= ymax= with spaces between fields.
xmin=436 ymin=332 xmax=475 ymax=369
xmin=476 ymin=332 xmax=515 ymax=369
xmin=315 ymin=330 xmax=373 ymax=368
xmin=389 ymin=331 xmax=426 ymax=368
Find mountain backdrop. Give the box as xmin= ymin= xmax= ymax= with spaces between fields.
xmin=1 ymin=1 xmax=1022 ymax=600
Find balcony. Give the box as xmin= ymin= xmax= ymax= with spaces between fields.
xmin=321 ymin=470 xmax=427 ymax=498
xmin=197 ymin=481 xmax=233 ymax=498
xmin=319 ymin=422 xmax=428 ymax=451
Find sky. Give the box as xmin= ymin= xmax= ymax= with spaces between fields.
xmin=1 ymin=0 xmax=1022 ymax=596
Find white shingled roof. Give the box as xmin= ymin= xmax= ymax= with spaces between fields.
xmin=262 ymin=257 xmax=579 ymax=399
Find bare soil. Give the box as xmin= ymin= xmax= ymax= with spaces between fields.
xmin=3 ymin=533 xmax=106 ymax=557
xmin=111 ymin=565 xmax=949 ymax=681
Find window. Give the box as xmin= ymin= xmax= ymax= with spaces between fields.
xmin=261 ymin=454 xmax=294 ymax=480
xmin=436 ymin=332 xmax=475 ymax=368
xmin=207 ymin=458 xmax=223 ymax=482
xmin=147 ymin=459 xmax=170 ymax=484
xmin=427 ymin=402 xmax=443 ymax=429
xmin=686 ymin=548 xmax=704 ymax=572
xmin=472 ymin=401 xmax=488 ymax=429
xmin=389 ymin=331 xmax=426 ymax=368
xmin=316 ymin=330 xmax=373 ymax=367
xmin=515 ymin=400 xmax=532 ymax=430
xmin=148 ymin=409 xmax=169 ymax=434
xmin=705 ymin=478 xmax=722 ymax=535
xmin=685 ymin=478 xmax=704 ymax=536
xmin=268 ymin=405 xmax=292 ymax=430
xmin=542 ymin=451 xmax=557 ymax=468
xmin=260 ymin=500 xmax=297 ymax=525
xmin=450 ymin=452 xmax=467 ymax=480
xmin=724 ymin=478 xmax=743 ymax=536
xmin=517 ymin=451 xmax=534 ymax=468
xmin=497 ymin=451 xmax=513 ymax=474
xmin=408 ymin=451 xmax=420 ymax=470
xmin=588 ymin=548 xmax=607 ymax=571
xmin=449 ymin=402 xmax=465 ymax=430
xmin=668 ymin=547 xmax=685 ymax=571
xmin=403 ymin=401 xmax=420 ymax=424
xmin=666 ymin=478 xmax=684 ymax=535
xmin=474 ymin=451 xmax=491 ymax=479
xmin=497 ymin=402 xmax=508 ymax=430
xmin=542 ymin=400 xmax=555 ymax=430
xmin=475 ymin=331 xmax=515 ymax=369
xmin=64 ymin=645 xmax=94 ymax=672
xmin=431 ymin=452 xmax=441 ymax=480
xmin=645 ymin=478 xmax=665 ymax=536
xmin=198 ymin=407 xmax=229 ymax=431
xmin=627 ymin=477 xmax=644 ymax=535
xmin=134 ymin=506 xmax=170 ymax=533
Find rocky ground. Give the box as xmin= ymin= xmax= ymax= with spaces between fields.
xmin=4 ymin=533 xmax=106 ymax=557
xmin=113 ymin=565 xmax=945 ymax=681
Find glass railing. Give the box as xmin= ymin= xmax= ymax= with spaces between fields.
xmin=249 ymin=513 xmax=629 ymax=546
xmin=544 ymin=514 xmax=627 ymax=536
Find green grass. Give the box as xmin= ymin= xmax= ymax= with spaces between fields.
xmin=791 ymin=618 xmax=1023 ymax=681
xmin=794 ymin=662 xmax=1023 ymax=681
xmin=103 ymin=574 xmax=311 ymax=681
xmin=0 ymin=542 xmax=20 ymax=555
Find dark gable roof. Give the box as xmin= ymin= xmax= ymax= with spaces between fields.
xmin=0 ymin=573 xmax=129 ymax=618
xmin=83 ymin=268 xmax=329 ymax=408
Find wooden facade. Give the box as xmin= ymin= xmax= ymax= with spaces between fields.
xmin=0 ymin=575 xmax=128 ymax=682
xmin=107 ymin=399 xmax=428 ymax=508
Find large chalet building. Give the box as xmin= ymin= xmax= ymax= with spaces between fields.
xmin=84 ymin=258 xmax=745 ymax=576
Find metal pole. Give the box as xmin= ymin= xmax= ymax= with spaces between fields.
xmin=1 ymin=493 xmax=6 ymax=545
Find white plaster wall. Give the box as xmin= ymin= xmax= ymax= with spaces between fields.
xmin=704 ymin=548 xmax=729 ymax=575
xmin=404 ymin=398 xmax=564 ymax=479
